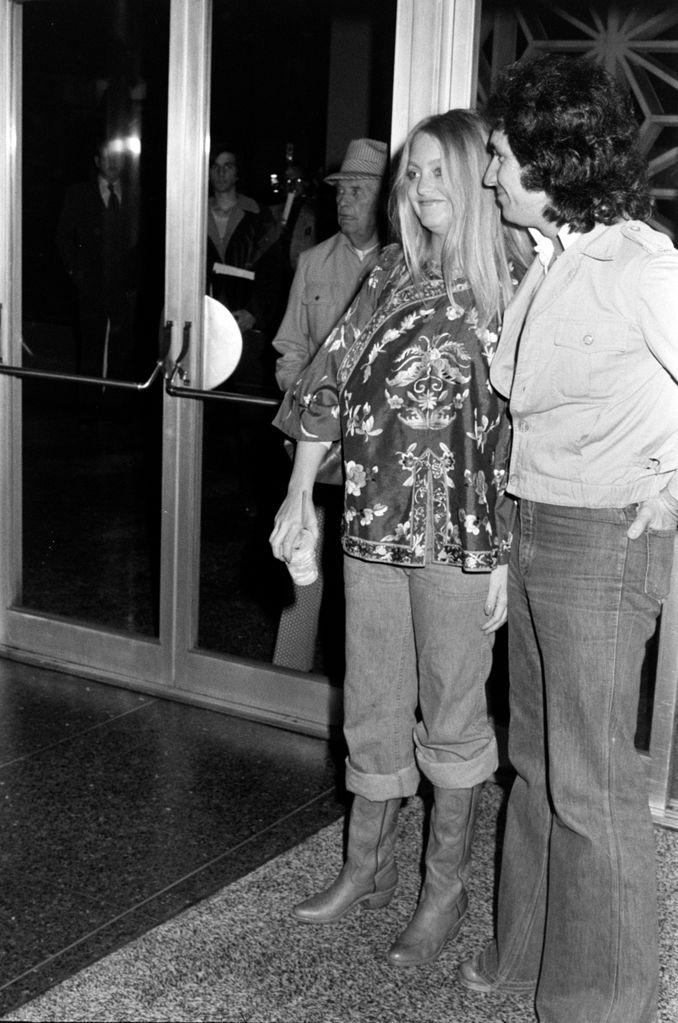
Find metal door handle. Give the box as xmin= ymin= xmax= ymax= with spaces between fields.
xmin=164 ymin=319 xmax=279 ymax=407
xmin=0 ymin=303 xmax=166 ymax=391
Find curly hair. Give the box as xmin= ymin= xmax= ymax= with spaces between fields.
xmin=389 ymin=109 xmax=530 ymax=327
xmin=485 ymin=55 xmax=653 ymax=232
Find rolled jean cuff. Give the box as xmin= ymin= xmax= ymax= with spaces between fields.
xmin=413 ymin=733 xmax=498 ymax=789
xmin=345 ymin=758 xmax=420 ymax=800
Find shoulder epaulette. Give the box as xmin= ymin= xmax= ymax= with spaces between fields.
xmin=620 ymin=220 xmax=673 ymax=254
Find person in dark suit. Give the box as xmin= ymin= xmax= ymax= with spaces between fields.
xmin=57 ymin=139 xmax=139 ymax=403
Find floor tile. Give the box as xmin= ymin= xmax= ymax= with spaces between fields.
xmin=0 ymin=662 xmax=151 ymax=766
xmin=0 ymin=663 xmax=344 ymax=1017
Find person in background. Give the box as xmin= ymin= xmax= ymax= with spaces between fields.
xmin=206 ymin=144 xmax=283 ymax=393
xmin=273 ymin=138 xmax=387 ymax=392
xmin=458 ymin=55 xmax=678 ymax=1023
xmin=270 ymin=110 xmax=529 ymax=966
xmin=270 ymin=161 xmax=318 ymax=281
xmin=57 ymin=138 xmax=139 ymax=412
xmin=272 ymin=138 xmax=387 ymax=672
xmin=206 ymin=143 xmax=285 ymax=518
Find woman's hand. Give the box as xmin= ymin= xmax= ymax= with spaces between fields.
xmin=270 ymin=441 xmax=329 ymax=563
xmin=270 ymin=488 xmax=318 ymax=564
xmin=481 ymin=564 xmax=508 ymax=634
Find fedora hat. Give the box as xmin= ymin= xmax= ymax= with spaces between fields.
xmin=324 ymin=138 xmax=388 ymax=183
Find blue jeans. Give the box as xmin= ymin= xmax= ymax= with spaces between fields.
xmin=482 ymin=502 xmax=673 ymax=1023
xmin=342 ymin=554 xmax=498 ymax=800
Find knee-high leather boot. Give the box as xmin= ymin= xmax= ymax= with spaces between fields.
xmin=387 ymin=784 xmax=481 ymax=966
xmin=292 ymin=794 xmax=401 ymax=924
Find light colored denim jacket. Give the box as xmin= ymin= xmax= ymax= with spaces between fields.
xmin=490 ymin=220 xmax=678 ymax=507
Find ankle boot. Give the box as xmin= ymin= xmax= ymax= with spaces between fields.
xmin=387 ymin=785 xmax=481 ymax=966
xmin=292 ymin=794 xmax=400 ymax=924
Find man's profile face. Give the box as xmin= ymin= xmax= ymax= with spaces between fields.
xmin=335 ymin=179 xmax=379 ymax=241
xmin=485 ymin=129 xmax=553 ymax=237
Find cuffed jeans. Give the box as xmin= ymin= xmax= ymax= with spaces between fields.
xmin=482 ymin=502 xmax=672 ymax=1023
xmin=342 ymin=554 xmax=498 ymax=801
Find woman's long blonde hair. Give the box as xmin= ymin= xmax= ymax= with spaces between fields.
xmin=390 ymin=108 xmax=529 ymax=328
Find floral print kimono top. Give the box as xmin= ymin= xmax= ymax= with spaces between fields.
xmin=274 ymin=244 xmax=515 ymax=570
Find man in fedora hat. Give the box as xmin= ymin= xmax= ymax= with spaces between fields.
xmin=272 ymin=137 xmax=387 ymax=671
xmin=273 ymin=137 xmax=387 ymax=392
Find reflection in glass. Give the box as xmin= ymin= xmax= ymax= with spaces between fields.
xmin=20 ymin=0 xmax=169 ymax=635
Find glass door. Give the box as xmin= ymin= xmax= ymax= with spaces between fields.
xmin=170 ymin=0 xmax=396 ymax=727
xmin=19 ymin=0 xmax=167 ymax=639
xmin=1 ymin=0 xmax=169 ymax=692
xmin=197 ymin=0 xmax=395 ymax=676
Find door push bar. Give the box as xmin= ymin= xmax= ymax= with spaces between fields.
xmin=0 ymin=357 xmax=166 ymax=392
xmin=0 ymin=303 xmax=166 ymax=391
xmin=0 ymin=306 xmax=278 ymax=408
xmin=164 ymin=319 xmax=279 ymax=408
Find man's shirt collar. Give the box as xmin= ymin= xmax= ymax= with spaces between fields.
xmin=529 ymin=224 xmax=582 ymax=272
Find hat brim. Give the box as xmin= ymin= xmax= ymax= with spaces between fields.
xmin=324 ymin=171 xmax=384 ymax=183
xmin=202 ymin=295 xmax=243 ymax=390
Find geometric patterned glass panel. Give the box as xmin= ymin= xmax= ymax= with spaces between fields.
xmin=478 ymin=0 xmax=678 ymax=238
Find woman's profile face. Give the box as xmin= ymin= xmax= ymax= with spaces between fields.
xmin=405 ymin=132 xmax=453 ymax=244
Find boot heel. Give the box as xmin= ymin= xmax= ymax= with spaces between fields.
xmin=363 ymin=887 xmax=395 ymax=910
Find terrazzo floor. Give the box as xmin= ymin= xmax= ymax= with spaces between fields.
xmin=3 ymin=784 xmax=677 ymax=1023
xmin=0 ymin=660 xmax=345 ymax=1018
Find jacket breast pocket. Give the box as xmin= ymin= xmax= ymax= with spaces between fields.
xmin=302 ymin=280 xmax=333 ymax=310
xmin=551 ymin=321 xmax=630 ymax=400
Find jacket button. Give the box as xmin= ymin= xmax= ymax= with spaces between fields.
xmin=583 ymin=334 xmax=594 ymax=345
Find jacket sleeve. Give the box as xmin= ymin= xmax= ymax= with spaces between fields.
xmin=247 ymin=208 xmax=284 ymax=331
xmin=637 ymin=250 xmax=678 ymax=382
xmin=272 ymin=254 xmax=313 ymax=392
xmin=273 ymin=315 xmax=350 ymax=445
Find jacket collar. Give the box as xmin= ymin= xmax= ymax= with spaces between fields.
xmin=577 ymin=221 xmax=624 ymax=261
xmin=528 ymin=220 xmax=619 ymax=269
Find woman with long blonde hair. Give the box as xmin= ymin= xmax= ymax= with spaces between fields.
xmin=271 ymin=109 xmax=528 ymax=966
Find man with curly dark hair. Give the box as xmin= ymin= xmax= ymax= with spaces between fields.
xmin=458 ymin=54 xmax=678 ymax=1023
